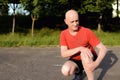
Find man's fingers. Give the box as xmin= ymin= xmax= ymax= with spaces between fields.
xmin=81 ymin=51 xmax=93 ymax=64
xmin=85 ymin=49 xmax=93 ymax=59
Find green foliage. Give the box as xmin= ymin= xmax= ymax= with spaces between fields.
xmin=58 ymin=0 xmax=68 ymax=3
xmin=20 ymin=0 xmax=39 ymax=18
xmin=94 ymin=30 xmax=120 ymax=46
xmin=19 ymin=0 xmax=116 ymax=17
xmin=77 ymin=0 xmax=115 ymax=14
xmin=0 ymin=28 xmax=61 ymax=47
xmin=0 ymin=0 xmax=9 ymax=15
xmin=0 ymin=28 xmax=120 ymax=47
xmin=0 ymin=0 xmax=116 ymax=16
xmin=20 ymin=0 xmax=68 ymax=16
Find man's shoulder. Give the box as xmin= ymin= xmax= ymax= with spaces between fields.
xmin=61 ymin=29 xmax=68 ymax=33
xmin=80 ymin=26 xmax=91 ymax=31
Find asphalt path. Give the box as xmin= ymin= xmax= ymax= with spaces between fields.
xmin=0 ymin=46 xmax=119 ymax=80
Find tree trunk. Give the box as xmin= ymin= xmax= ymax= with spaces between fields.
xmin=12 ymin=15 xmax=15 ymax=35
xmin=10 ymin=3 xmax=18 ymax=36
xmin=97 ymin=15 xmax=102 ymax=33
xmin=31 ymin=14 xmax=36 ymax=37
xmin=97 ymin=23 xmax=101 ymax=33
xmin=32 ymin=18 xmax=35 ymax=37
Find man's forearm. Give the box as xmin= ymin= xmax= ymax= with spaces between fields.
xmin=94 ymin=43 xmax=107 ymax=67
xmin=61 ymin=47 xmax=81 ymax=58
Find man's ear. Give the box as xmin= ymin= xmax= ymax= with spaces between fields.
xmin=64 ymin=19 xmax=67 ymax=25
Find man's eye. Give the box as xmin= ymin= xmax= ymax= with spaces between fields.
xmin=76 ymin=20 xmax=78 ymax=22
xmin=71 ymin=21 xmax=74 ymax=23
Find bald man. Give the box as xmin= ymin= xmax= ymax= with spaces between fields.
xmin=60 ymin=9 xmax=107 ymax=80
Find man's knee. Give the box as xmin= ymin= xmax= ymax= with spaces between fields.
xmin=81 ymin=52 xmax=94 ymax=72
xmin=61 ymin=65 xmax=70 ymax=76
xmin=81 ymin=52 xmax=93 ymax=64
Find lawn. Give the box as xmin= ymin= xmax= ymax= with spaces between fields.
xmin=0 ymin=28 xmax=119 ymax=47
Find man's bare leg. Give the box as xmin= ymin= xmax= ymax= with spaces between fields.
xmin=61 ymin=60 xmax=78 ymax=76
xmin=81 ymin=52 xmax=94 ymax=80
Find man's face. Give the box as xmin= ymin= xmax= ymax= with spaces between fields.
xmin=65 ymin=12 xmax=79 ymax=31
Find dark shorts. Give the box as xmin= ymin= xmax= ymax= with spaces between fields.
xmin=69 ymin=54 xmax=97 ymax=74
xmin=69 ymin=58 xmax=83 ymax=74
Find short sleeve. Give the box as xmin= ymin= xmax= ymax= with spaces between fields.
xmin=88 ymin=29 xmax=100 ymax=46
xmin=60 ymin=31 xmax=67 ymax=46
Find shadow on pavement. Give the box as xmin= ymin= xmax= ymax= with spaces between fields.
xmin=97 ymin=50 xmax=118 ymax=80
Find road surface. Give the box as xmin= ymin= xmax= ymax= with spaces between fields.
xmin=0 ymin=46 xmax=119 ymax=80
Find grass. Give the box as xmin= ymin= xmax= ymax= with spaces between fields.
xmin=94 ymin=30 xmax=120 ymax=46
xmin=0 ymin=28 xmax=60 ymax=47
xmin=0 ymin=28 xmax=120 ymax=47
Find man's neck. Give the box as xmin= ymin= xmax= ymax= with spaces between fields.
xmin=69 ymin=29 xmax=78 ymax=36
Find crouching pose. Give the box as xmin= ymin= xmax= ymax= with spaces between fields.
xmin=60 ymin=9 xmax=107 ymax=80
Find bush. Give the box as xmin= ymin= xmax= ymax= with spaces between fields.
xmin=0 ymin=28 xmax=61 ymax=47
xmin=0 ymin=28 xmax=120 ymax=47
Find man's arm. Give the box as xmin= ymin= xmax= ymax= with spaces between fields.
xmin=80 ymin=42 xmax=107 ymax=75
xmin=60 ymin=46 xmax=80 ymax=58
xmin=94 ymin=42 xmax=107 ymax=68
xmin=61 ymin=46 xmax=94 ymax=58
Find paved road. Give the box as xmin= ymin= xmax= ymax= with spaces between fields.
xmin=0 ymin=46 xmax=119 ymax=80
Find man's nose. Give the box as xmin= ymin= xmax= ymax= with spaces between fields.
xmin=73 ymin=21 xmax=78 ymax=25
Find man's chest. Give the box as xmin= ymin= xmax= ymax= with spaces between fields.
xmin=66 ymin=34 xmax=89 ymax=48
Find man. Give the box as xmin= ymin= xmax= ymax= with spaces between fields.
xmin=60 ymin=9 xmax=107 ymax=80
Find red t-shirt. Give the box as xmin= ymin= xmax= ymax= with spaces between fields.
xmin=60 ymin=26 xmax=100 ymax=60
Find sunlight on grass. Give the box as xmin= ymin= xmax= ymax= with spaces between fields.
xmin=94 ymin=31 xmax=120 ymax=46
xmin=0 ymin=28 xmax=120 ymax=47
xmin=0 ymin=28 xmax=61 ymax=47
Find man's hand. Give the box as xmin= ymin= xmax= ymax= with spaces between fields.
xmin=80 ymin=47 xmax=96 ymax=72
xmin=79 ymin=47 xmax=93 ymax=60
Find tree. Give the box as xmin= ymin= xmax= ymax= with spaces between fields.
xmin=30 ymin=0 xmax=41 ymax=37
xmin=116 ymin=0 xmax=120 ymax=17
xmin=0 ymin=0 xmax=19 ymax=35
xmin=67 ymin=0 xmax=115 ymax=33
xmin=20 ymin=0 xmax=44 ymax=37
xmin=79 ymin=0 xmax=115 ymax=33
xmin=20 ymin=0 xmax=69 ymax=36
xmin=0 ymin=0 xmax=9 ymax=15
xmin=20 ymin=0 xmax=115 ymax=33
xmin=9 ymin=0 xmax=19 ymax=35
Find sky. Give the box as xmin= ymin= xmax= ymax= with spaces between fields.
xmin=112 ymin=0 xmax=120 ymax=17
xmin=8 ymin=4 xmax=30 ymax=15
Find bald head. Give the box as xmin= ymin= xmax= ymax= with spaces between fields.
xmin=65 ymin=10 xmax=79 ymax=20
xmin=64 ymin=10 xmax=79 ymax=31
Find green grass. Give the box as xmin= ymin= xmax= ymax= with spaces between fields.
xmin=94 ymin=31 xmax=120 ymax=46
xmin=0 ymin=28 xmax=60 ymax=47
xmin=0 ymin=28 xmax=120 ymax=47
